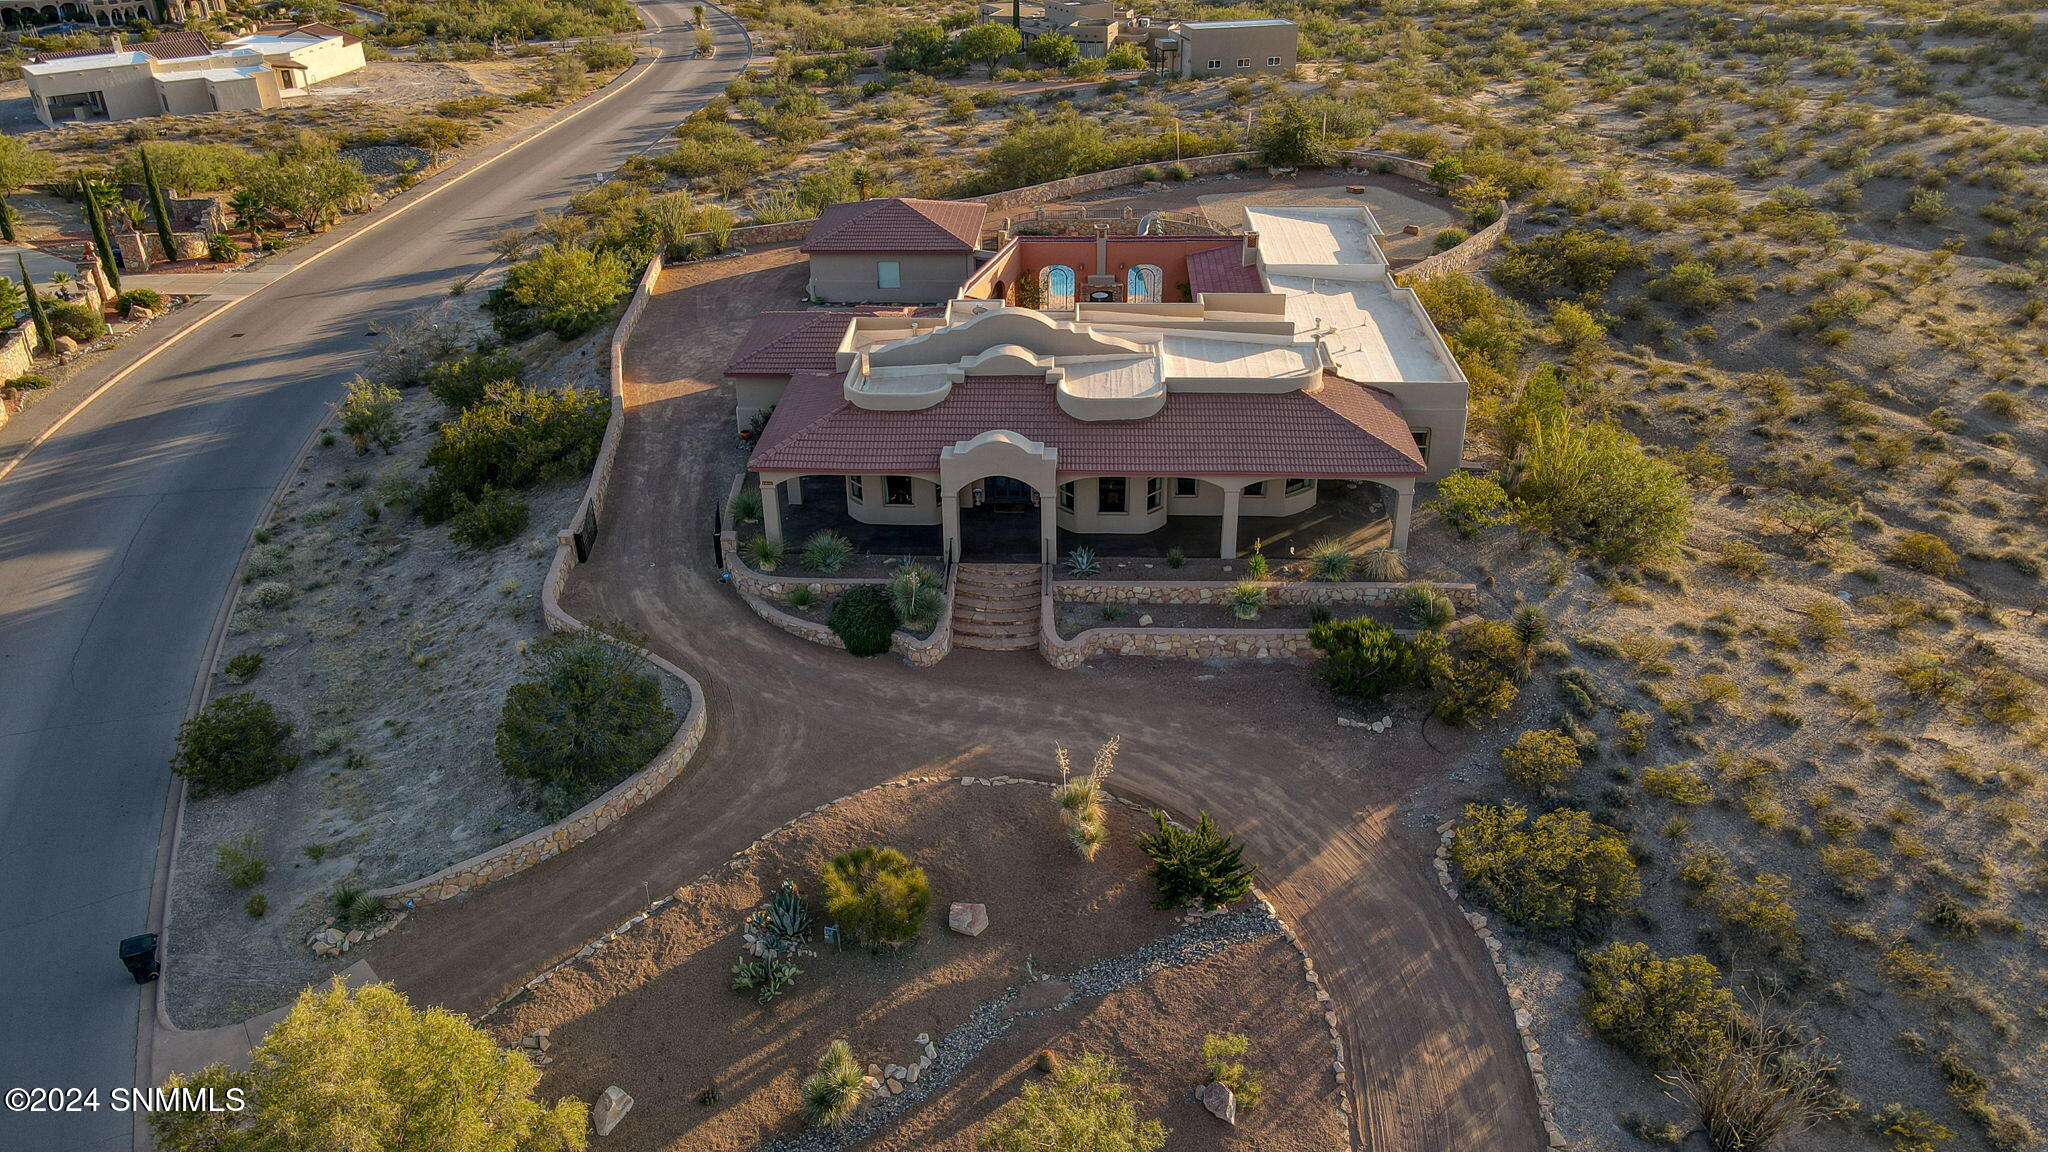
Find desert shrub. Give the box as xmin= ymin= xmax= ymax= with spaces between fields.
xmin=743 ymin=535 xmax=787 ymax=571
xmin=1418 ymin=621 xmax=1523 ymax=725
xmin=1136 ymin=811 xmax=1255 ymax=911
xmin=1887 ymin=532 xmax=1960 ymax=577
xmin=829 ymin=585 xmax=897 ymax=656
xmin=1310 ymin=617 xmax=1416 ymax=700
xmin=729 ymin=955 xmax=802 ymax=1003
xmin=1667 ymin=1017 xmax=1844 ymax=1152
xmin=1502 ymin=728 xmax=1583 ymax=794
xmin=1200 ymin=1032 xmax=1261 ymax=1109
xmin=494 ymin=632 xmax=674 ymax=793
xmin=1880 ymin=943 xmax=1955 ymax=998
xmin=1450 ymin=802 xmax=1639 ymax=932
xmin=147 ymin=981 xmax=586 ymax=1152
xmin=114 ymin=287 xmax=165 ymax=315
xmin=1512 ymin=416 xmax=1691 ymax=564
xmin=215 ymin=834 xmax=268 ymax=889
xmin=1642 ymin=763 xmax=1712 ymax=804
xmin=820 ymin=846 xmax=930 ymax=949
xmin=1495 ymin=228 xmax=1646 ymax=300
xmin=172 ymin=694 xmax=298 ymax=797
xmin=420 ymin=386 xmax=608 ymax=521
xmin=448 ymin=485 xmax=529 ymax=549
xmin=802 ymin=1039 xmax=864 ymax=1127
xmin=982 ymin=1052 xmax=1164 ymax=1152
xmin=800 ymin=530 xmax=853 ymax=574
xmin=1357 ymin=547 xmax=1406 ymax=581
xmin=1428 ymin=471 xmax=1512 ymax=536
xmin=889 ymin=563 xmax=944 ymax=629
xmin=1871 ymin=1104 xmax=1953 ymax=1152
xmin=1306 ymin=539 xmax=1354 ymax=581
xmin=1402 ymin=583 xmax=1456 ymax=629
xmin=222 ymin=651 xmax=264 ymax=685
xmin=48 ymin=302 xmax=107 ymax=343
xmin=1227 ymin=580 xmax=1266 ymax=620
xmin=1580 ymin=941 xmax=1738 ymax=1071
xmin=1053 ymin=736 xmax=1117 ymax=860
xmin=424 ymin=348 xmax=524 ymax=411
xmin=497 ymin=244 xmax=632 ymax=339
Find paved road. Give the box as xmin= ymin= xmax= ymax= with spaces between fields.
xmin=0 ymin=8 xmax=747 ymax=1149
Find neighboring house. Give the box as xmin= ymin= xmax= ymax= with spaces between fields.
xmin=22 ymin=25 xmax=365 ymax=126
xmin=0 ymin=0 xmax=223 ymax=30
xmin=970 ymin=0 xmax=1297 ymax=75
xmin=801 ymin=198 xmax=989 ymax=305
xmin=740 ymin=203 xmax=1469 ymax=561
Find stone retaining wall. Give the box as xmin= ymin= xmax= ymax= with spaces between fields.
xmin=1396 ymin=207 xmax=1511 ymax=281
xmin=1044 ymin=626 xmax=1318 ymax=669
xmin=1054 ymin=579 xmax=1478 ymax=608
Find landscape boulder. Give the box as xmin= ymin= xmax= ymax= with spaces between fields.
xmin=947 ymin=902 xmax=988 ymax=937
xmin=52 ymin=336 xmax=78 ymax=355
xmin=1200 ymin=1080 xmax=1237 ymax=1125
xmin=592 ymin=1086 xmax=633 ymax=1137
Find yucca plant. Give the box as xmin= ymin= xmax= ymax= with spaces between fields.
xmin=801 ymin=530 xmax=853 ymax=573
xmin=1402 ymin=582 xmax=1455 ymax=629
xmin=890 ymin=563 xmax=945 ymax=629
xmin=744 ymin=534 xmax=788 ymax=572
xmin=729 ymin=487 xmax=763 ymax=523
xmin=1052 ymin=735 xmax=1118 ymax=860
xmin=1307 ymin=539 xmax=1354 ymax=581
xmin=802 ymin=1039 xmax=866 ymax=1127
xmin=1228 ymin=580 xmax=1266 ymax=620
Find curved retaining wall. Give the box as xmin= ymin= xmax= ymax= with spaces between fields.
xmin=1053 ymin=579 xmax=1478 ymax=608
xmin=385 ymin=252 xmax=712 ymax=912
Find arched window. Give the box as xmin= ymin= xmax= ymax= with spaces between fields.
xmin=1038 ymin=264 xmax=1076 ymax=309
xmin=1125 ymin=264 xmax=1163 ymax=303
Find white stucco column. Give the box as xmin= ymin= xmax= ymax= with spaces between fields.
xmin=785 ymin=476 xmax=804 ymax=506
xmin=759 ymin=476 xmax=783 ymax=543
xmin=941 ymin=487 xmax=961 ymax=562
xmin=1218 ymin=484 xmax=1242 ymax=559
xmin=1389 ymin=481 xmax=1415 ymax=552
xmin=1039 ymin=492 xmax=1057 ymax=564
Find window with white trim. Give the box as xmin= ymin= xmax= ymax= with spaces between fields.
xmin=1146 ymin=477 xmax=1165 ymax=511
xmin=1206 ymin=58 xmax=1221 ymax=69
xmin=1235 ymin=58 xmax=1251 ymax=67
xmin=1059 ymin=482 xmax=1075 ymax=512
xmin=1410 ymin=428 xmax=1431 ymax=463
xmin=846 ymin=476 xmax=864 ymax=503
xmin=1267 ymin=56 xmax=1281 ymax=66
xmin=1174 ymin=477 xmax=1199 ymax=498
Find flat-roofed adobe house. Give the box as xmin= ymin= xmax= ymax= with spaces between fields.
xmin=801 ymin=198 xmax=989 ymax=305
xmin=22 ymin=24 xmax=364 ymax=126
xmin=739 ymin=199 xmax=1468 ymax=562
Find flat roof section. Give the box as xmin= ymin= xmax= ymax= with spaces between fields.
xmin=1243 ymin=205 xmax=1386 ymax=268
xmin=1268 ymin=274 xmax=1462 ymax=385
xmin=1181 ymin=19 xmax=1295 ymax=28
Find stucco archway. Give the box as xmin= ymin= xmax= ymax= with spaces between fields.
xmin=938 ymin=430 xmax=1059 ymax=563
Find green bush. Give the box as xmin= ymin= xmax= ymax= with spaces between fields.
xmin=207 ymin=233 xmax=241 ymax=263
xmin=499 ymin=244 xmax=632 ymax=339
xmin=114 ymin=288 xmax=165 ymax=315
xmin=829 ymin=585 xmax=897 ymax=656
xmin=800 ymin=530 xmax=853 ymax=573
xmin=1427 ymin=471 xmax=1511 ymax=536
xmin=1200 ymin=1032 xmax=1261 ymax=1109
xmin=1494 ymin=228 xmax=1646 ymax=300
xmin=729 ymin=487 xmax=763 ymax=523
xmin=742 ymin=534 xmax=786 ymax=572
xmin=1512 ymin=415 xmax=1691 ymax=564
xmin=1888 ymin=532 xmax=1960 ymax=577
xmin=420 ymin=386 xmax=608 ymax=522
xmin=448 ymin=485 xmax=529 ymax=548
xmin=1642 ymin=763 xmax=1712 ymax=804
xmin=802 ymin=1039 xmax=864 ymax=1127
xmin=1137 ymin=810 xmax=1255 ymax=911
xmin=730 ymin=955 xmax=801 ymax=1003
xmin=172 ymin=694 xmax=299 ymax=798
xmin=1502 ymin=728 xmax=1583 ymax=794
xmin=215 ymin=834 xmax=268 ymax=889
xmin=1449 ymin=802 xmax=1639 ymax=932
xmin=1306 ymin=539 xmax=1353 ymax=581
xmin=424 ymin=348 xmax=523 ymax=411
xmin=1419 ymin=623 xmax=1523 ymax=726
xmin=1402 ymin=583 xmax=1456 ymax=629
xmin=982 ymin=1052 xmax=1164 ymax=1152
xmin=48 ymin=301 xmax=107 ymax=343
xmin=494 ymin=632 xmax=674 ymax=792
xmin=820 ymin=846 xmax=930 ymax=948
xmin=1309 ymin=617 xmax=1416 ymax=700
xmin=1579 ymin=941 xmax=1737 ymax=1071
xmin=222 ymin=651 xmax=264 ymax=685
xmin=339 ymin=376 xmax=403 ymax=455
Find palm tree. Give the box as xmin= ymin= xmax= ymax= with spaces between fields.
xmin=229 ymin=190 xmax=267 ymax=252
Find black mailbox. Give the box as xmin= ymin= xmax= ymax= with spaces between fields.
xmin=120 ymin=933 xmax=160 ymax=984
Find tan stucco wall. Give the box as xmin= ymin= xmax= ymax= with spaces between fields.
xmin=809 ymin=252 xmax=975 ymax=305
xmin=735 ymin=377 xmax=789 ymax=431
xmin=286 ymin=37 xmax=365 ymax=84
xmin=844 ymin=474 xmax=944 ymax=526
xmin=27 ymin=60 xmax=159 ymax=124
xmin=1177 ymin=23 xmax=1296 ymax=78
xmin=207 ymin=72 xmax=278 ymax=112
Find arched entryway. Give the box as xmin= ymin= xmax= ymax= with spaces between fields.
xmin=939 ymin=429 xmax=1059 ymax=563
xmin=953 ymin=475 xmax=1045 ymax=561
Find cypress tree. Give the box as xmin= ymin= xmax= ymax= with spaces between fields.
xmin=140 ymin=146 xmax=175 ymax=264
xmin=79 ymin=177 xmax=120 ymax=293
xmin=18 ymin=253 xmax=53 ymax=355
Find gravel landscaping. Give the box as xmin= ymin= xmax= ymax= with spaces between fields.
xmin=486 ymin=780 xmax=1343 ymax=1152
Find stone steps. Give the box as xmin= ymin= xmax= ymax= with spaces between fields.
xmin=953 ymin=633 xmax=1039 ymax=651
xmin=950 ymin=563 xmax=1044 ymax=652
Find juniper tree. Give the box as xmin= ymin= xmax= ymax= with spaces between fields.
xmin=140 ymin=147 xmax=177 ymax=263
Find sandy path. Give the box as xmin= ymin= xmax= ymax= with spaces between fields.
xmin=369 ymin=246 xmax=1545 ymax=1152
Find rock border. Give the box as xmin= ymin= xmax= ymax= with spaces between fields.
xmin=477 ymin=776 xmax=1358 ymax=1148
xmin=1432 ymin=821 xmax=1568 ymax=1150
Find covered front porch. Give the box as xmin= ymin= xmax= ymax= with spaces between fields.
xmin=755 ymin=474 xmax=1413 ymax=563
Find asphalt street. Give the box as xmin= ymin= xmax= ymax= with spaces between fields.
xmin=0 ymin=7 xmax=747 ymax=1148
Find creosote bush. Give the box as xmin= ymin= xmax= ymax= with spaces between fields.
xmin=1310 ymin=616 xmax=1416 ymax=700
xmin=820 ymin=846 xmax=930 ymax=949
xmin=1450 ymin=802 xmax=1639 ymax=932
xmin=494 ymin=631 xmax=674 ymax=804
xmin=172 ymin=694 xmax=299 ymax=798
xmin=1579 ymin=941 xmax=1738 ymax=1072
xmin=1502 ymin=727 xmax=1584 ymax=794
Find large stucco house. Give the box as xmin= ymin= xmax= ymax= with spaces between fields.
xmin=23 ymin=24 xmax=365 ymax=126
xmin=733 ymin=199 xmax=1467 ymax=562
xmin=971 ymin=0 xmax=1297 ymax=77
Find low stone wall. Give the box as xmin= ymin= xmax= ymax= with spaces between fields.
xmin=1044 ymin=626 xmax=1317 ymax=669
xmin=1053 ymin=579 xmax=1478 ymax=608
xmin=1396 ymin=207 xmax=1510 ymax=281
xmin=718 ymin=504 xmax=954 ymax=664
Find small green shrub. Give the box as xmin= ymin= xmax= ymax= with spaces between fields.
xmin=494 ymin=632 xmax=675 ymax=792
xmin=744 ymin=535 xmax=788 ymax=571
xmin=419 ymin=385 xmax=607 ymax=522
xmin=1137 ymin=811 xmax=1255 ymax=910
xmin=1871 ymin=1103 xmax=1953 ymax=1152
xmin=1227 ymin=580 xmax=1266 ymax=620
xmin=1428 ymin=471 xmax=1511 ymax=536
xmin=800 ymin=530 xmax=853 ymax=573
xmin=114 ymin=288 xmax=165 ymax=315
xmin=215 ymin=834 xmax=268 ymax=889
xmin=829 ymin=585 xmax=898 ymax=656
xmin=244 ymin=893 xmax=268 ymax=918
xmin=1065 ymin=546 xmax=1100 ymax=576
xmin=448 ymin=486 xmax=529 ymax=549
xmin=729 ymin=487 xmax=763 ymax=523
xmin=1200 ymin=1032 xmax=1261 ymax=1109
xmin=172 ymin=694 xmax=298 ymax=797
xmin=802 ymin=1039 xmax=865 ymax=1127
xmin=222 ymin=651 xmax=264 ymax=684
xmin=820 ymin=846 xmax=930 ymax=948
xmin=1502 ymin=728 xmax=1583 ymax=794
xmin=1357 ymin=548 xmax=1405 ymax=581
xmin=1310 ymin=617 xmax=1415 ymax=699
xmin=1641 ymin=763 xmax=1713 ymax=804
xmin=424 ymin=348 xmax=523 ymax=411
xmin=1402 ymin=583 xmax=1456 ymax=629
xmin=1306 ymin=539 xmax=1354 ymax=581
xmin=1888 ymin=532 xmax=1961 ymax=577
xmin=48 ymin=301 xmax=107 ymax=343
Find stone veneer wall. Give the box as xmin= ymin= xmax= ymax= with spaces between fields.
xmin=1053 ymin=579 xmax=1479 ymax=608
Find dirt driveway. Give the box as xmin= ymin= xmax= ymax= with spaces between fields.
xmin=371 ymin=247 xmax=1546 ymax=1152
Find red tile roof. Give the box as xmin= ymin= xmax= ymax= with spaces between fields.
xmin=724 ymin=307 xmax=942 ymax=377
xmin=801 ymin=198 xmax=988 ymax=254
xmin=1185 ymin=242 xmax=1265 ymax=295
xmin=41 ymin=30 xmax=213 ymax=61
xmin=749 ymin=372 xmax=1424 ymax=478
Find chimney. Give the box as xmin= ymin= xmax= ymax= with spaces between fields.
xmin=1094 ymin=225 xmax=1108 ymax=277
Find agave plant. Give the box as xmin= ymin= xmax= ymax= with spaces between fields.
xmin=745 ymin=881 xmax=816 ymax=958
xmin=730 ymin=955 xmax=802 ymax=1004
xmin=1064 ymin=546 xmax=1100 ymax=577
